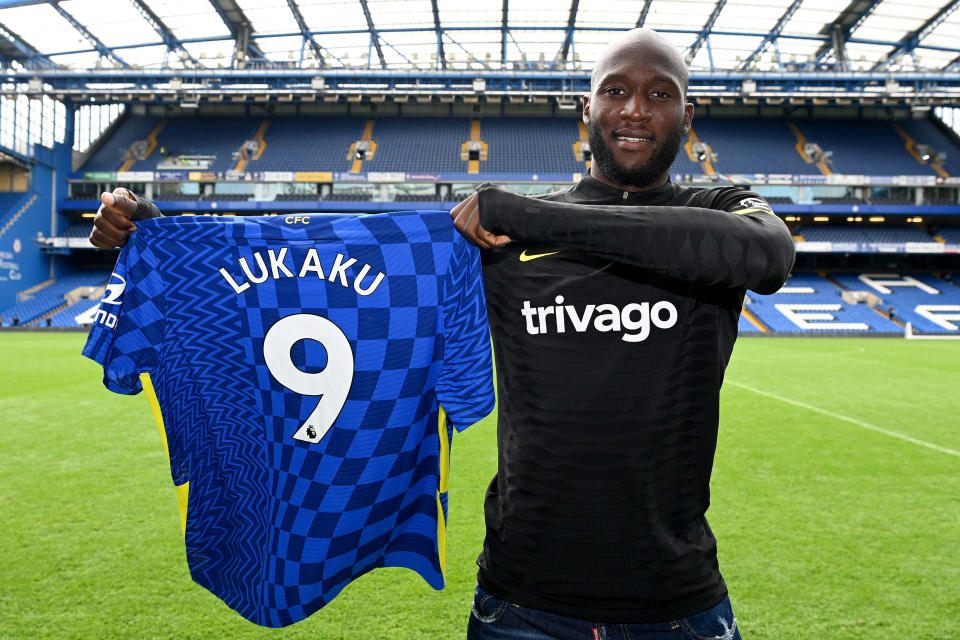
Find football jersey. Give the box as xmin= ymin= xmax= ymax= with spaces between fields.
xmin=473 ymin=178 xmax=793 ymax=623
xmin=83 ymin=211 xmax=495 ymax=627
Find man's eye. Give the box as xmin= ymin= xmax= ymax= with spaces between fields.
xmin=604 ymin=87 xmax=625 ymax=95
xmin=652 ymin=90 xmax=670 ymax=98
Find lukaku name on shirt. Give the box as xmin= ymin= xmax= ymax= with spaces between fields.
xmin=83 ymin=211 xmax=495 ymax=628
xmin=217 ymin=247 xmax=386 ymax=297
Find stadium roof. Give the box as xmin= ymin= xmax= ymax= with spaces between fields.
xmin=1 ymin=0 xmax=959 ymax=74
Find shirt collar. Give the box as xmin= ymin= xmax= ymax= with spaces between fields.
xmin=574 ymin=172 xmax=678 ymax=204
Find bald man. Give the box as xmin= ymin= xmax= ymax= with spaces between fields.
xmin=90 ymin=29 xmax=793 ymax=639
xmin=452 ymin=29 xmax=793 ymax=639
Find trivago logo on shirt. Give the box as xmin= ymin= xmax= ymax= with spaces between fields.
xmin=520 ymin=295 xmax=678 ymax=342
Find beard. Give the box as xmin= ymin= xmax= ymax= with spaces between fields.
xmin=587 ymin=117 xmax=684 ymax=189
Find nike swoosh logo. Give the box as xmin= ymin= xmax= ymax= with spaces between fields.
xmin=519 ymin=250 xmax=559 ymax=262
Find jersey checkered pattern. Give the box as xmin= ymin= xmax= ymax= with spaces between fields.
xmin=83 ymin=211 xmax=495 ymax=627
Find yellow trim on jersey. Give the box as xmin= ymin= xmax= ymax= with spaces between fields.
xmin=435 ymin=492 xmax=447 ymax=578
xmin=732 ymin=207 xmax=774 ymax=216
xmin=140 ymin=372 xmax=190 ymax=537
xmin=436 ymin=407 xmax=451 ymax=578
xmin=438 ymin=407 xmax=450 ymax=493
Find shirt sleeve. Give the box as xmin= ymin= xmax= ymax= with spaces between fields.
xmin=435 ymin=232 xmax=496 ymax=432
xmin=81 ymin=233 xmax=166 ymax=395
xmin=476 ymin=185 xmax=795 ymax=295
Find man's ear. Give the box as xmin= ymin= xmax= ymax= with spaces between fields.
xmin=582 ymin=95 xmax=590 ymax=123
xmin=682 ymin=102 xmax=694 ymax=134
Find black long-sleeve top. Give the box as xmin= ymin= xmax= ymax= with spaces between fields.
xmin=473 ymin=175 xmax=794 ymax=623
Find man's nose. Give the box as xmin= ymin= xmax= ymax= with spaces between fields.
xmin=621 ymin=94 xmax=651 ymax=120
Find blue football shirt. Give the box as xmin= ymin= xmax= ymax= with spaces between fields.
xmin=83 ymin=211 xmax=495 ymax=627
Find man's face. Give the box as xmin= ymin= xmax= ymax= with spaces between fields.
xmin=583 ymin=44 xmax=693 ymax=191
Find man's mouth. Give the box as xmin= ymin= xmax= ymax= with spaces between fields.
xmin=613 ymin=131 xmax=655 ymax=149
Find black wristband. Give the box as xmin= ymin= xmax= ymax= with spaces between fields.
xmin=130 ymin=192 xmax=164 ymax=220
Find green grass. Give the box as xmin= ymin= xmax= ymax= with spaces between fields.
xmin=1 ymin=333 xmax=957 ymax=639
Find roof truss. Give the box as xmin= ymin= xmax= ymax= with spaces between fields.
xmin=636 ymin=0 xmax=652 ymax=27
xmin=129 ymin=0 xmax=197 ymax=67
xmin=0 ymin=20 xmax=56 ymax=68
xmin=358 ymin=0 xmax=385 ymax=69
xmin=811 ymin=0 xmax=884 ymax=68
xmin=556 ymin=0 xmax=580 ymax=66
xmin=0 ymin=0 xmax=956 ymax=74
xmin=431 ymin=0 xmax=445 ymax=70
xmin=873 ymin=0 xmax=960 ymax=70
xmin=686 ymin=0 xmax=727 ymax=66
xmin=206 ymin=0 xmax=268 ymax=67
xmin=738 ymin=0 xmax=804 ymax=70
xmin=49 ymin=0 xmax=128 ymax=67
xmin=285 ymin=0 xmax=325 ymax=66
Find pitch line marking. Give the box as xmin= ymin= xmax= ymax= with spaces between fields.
xmin=726 ymin=380 xmax=960 ymax=459
xmin=753 ymin=347 xmax=866 ymax=360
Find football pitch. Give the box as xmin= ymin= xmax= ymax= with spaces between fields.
xmin=1 ymin=333 xmax=957 ymax=639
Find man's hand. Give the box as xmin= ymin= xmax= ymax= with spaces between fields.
xmin=450 ymin=192 xmax=511 ymax=250
xmin=89 ymin=188 xmax=139 ymax=249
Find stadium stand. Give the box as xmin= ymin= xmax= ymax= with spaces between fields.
xmin=59 ymin=222 xmax=93 ymax=238
xmin=47 ymin=298 xmax=101 ymax=328
xmin=361 ymin=117 xmax=470 ymax=173
xmin=274 ymin=193 xmax=322 ymax=201
xmin=670 ymin=143 xmax=702 ymax=176
xmin=0 ymin=270 xmax=111 ymax=325
xmin=479 ymin=118 xmax=584 ymax=174
xmin=937 ymin=226 xmax=960 ymax=243
xmin=737 ymin=314 xmax=761 ymax=333
xmin=393 ymin=194 xmax=439 ymax=202
xmin=128 ymin=117 xmax=262 ymax=172
xmin=207 ymin=193 xmax=250 ymax=201
xmin=250 ymin=117 xmax=365 ymax=172
xmin=798 ymin=225 xmax=935 ymax=244
xmin=155 ymin=193 xmax=202 ymax=201
xmin=793 ymin=120 xmax=931 ymax=176
xmin=868 ymin=194 xmax=915 ymax=205
xmin=324 ymin=190 xmax=373 ymax=201
xmin=743 ymin=272 xmax=960 ymax=334
xmin=73 ymin=115 xmax=960 ymax=180
xmin=81 ymin=116 xmax=159 ymax=171
xmin=896 ymin=117 xmax=960 ymax=176
xmin=925 ymin=192 xmax=958 ymax=204
xmin=828 ymin=272 xmax=960 ymax=333
xmin=746 ymin=273 xmax=902 ymax=333
xmin=0 ymin=192 xmax=29 ymax=222
xmin=816 ymin=196 xmax=866 ymax=205
xmin=692 ymin=118 xmax=814 ymax=174
xmin=50 ymin=114 xmax=960 ymax=340
xmin=0 ymin=192 xmax=37 ymax=243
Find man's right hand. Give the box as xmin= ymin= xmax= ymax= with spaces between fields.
xmin=450 ymin=191 xmax=511 ymax=250
xmin=89 ymin=188 xmax=139 ymax=249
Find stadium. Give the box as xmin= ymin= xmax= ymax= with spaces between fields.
xmin=0 ymin=0 xmax=958 ymax=638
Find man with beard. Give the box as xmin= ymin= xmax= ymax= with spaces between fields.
xmin=450 ymin=29 xmax=794 ymax=640
xmin=90 ymin=28 xmax=793 ymax=640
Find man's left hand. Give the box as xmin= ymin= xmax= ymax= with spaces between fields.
xmin=450 ymin=192 xmax=511 ymax=250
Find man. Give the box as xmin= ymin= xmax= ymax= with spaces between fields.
xmin=448 ymin=29 xmax=793 ymax=640
xmin=90 ymin=28 xmax=793 ymax=639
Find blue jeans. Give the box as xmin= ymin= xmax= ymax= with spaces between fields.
xmin=467 ymin=584 xmax=742 ymax=640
